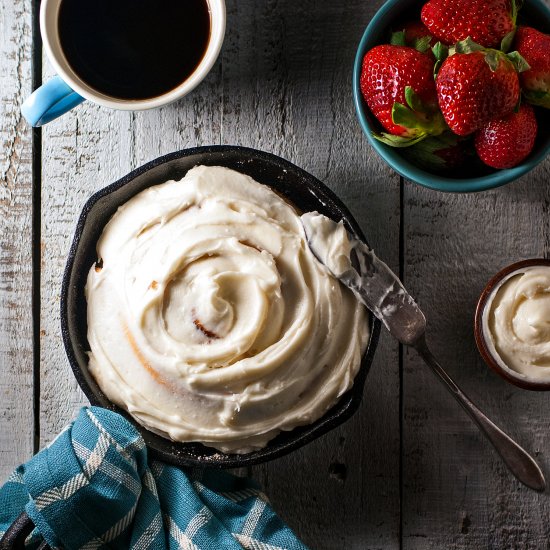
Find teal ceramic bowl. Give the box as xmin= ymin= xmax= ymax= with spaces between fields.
xmin=353 ymin=0 xmax=550 ymax=193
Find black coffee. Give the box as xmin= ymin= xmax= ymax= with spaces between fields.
xmin=58 ymin=0 xmax=211 ymax=100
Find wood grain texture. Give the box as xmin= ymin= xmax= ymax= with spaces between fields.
xmin=218 ymin=0 xmax=400 ymax=547
xmin=402 ymin=161 xmax=550 ymax=549
xmin=39 ymin=0 xmax=400 ymax=547
xmin=39 ymin=89 xmax=133 ymax=440
xmin=8 ymin=0 xmax=550 ymax=546
xmin=39 ymin=29 xmax=223 ymax=444
xmin=0 ymin=0 xmax=34 ymax=481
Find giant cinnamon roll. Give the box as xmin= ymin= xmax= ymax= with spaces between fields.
xmin=86 ymin=165 xmax=369 ymax=453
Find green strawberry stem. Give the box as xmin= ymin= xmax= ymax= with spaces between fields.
xmin=524 ymin=89 xmax=550 ymax=109
xmin=392 ymin=104 xmax=446 ymax=134
xmin=401 ymin=132 xmax=471 ymax=171
xmin=511 ymin=0 xmax=519 ymax=25
xmin=413 ymin=36 xmax=432 ymax=53
xmin=404 ymin=86 xmax=425 ymax=112
xmin=500 ymin=30 xmax=516 ymax=53
xmin=506 ymin=51 xmax=530 ymax=73
xmin=452 ymin=38 xmax=530 ymax=73
xmin=390 ymin=31 xmax=406 ymax=46
xmin=391 ymin=31 xmax=432 ymax=53
xmin=432 ymin=42 xmax=449 ymax=77
xmin=500 ymin=0 xmax=519 ymax=52
xmin=373 ymin=87 xmax=447 ymax=148
xmin=373 ymin=132 xmax=432 ymax=147
xmin=454 ymin=37 xmax=486 ymax=54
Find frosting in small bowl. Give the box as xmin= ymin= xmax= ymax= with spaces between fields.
xmin=483 ymin=266 xmax=550 ymax=380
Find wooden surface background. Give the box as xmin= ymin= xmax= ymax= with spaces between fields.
xmin=1 ymin=0 xmax=549 ymax=547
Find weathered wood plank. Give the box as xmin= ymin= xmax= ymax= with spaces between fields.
xmin=402 ymin=162 xmax=550 ymax=549
xmin=217 ymin=0 xmax=400 ymax=547
xmin=0 ymin=0 xmax=34 ymax=480
xmin=39 ymin=0 xmax=400 ymax=547
xmin=39 ymin=89 xmax=133 ymax=440
xmin=39 ymin=45 xmax=223 ymax=446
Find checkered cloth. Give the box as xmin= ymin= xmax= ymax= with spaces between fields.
xmin=0 ymin=407 xmax=307 ymax=550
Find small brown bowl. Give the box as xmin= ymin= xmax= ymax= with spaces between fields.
xmin=475 ymin=259 xmax=550 ymax=391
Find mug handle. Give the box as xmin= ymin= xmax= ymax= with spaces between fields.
xmin=21 ymin=75 xmax=85 ymax=127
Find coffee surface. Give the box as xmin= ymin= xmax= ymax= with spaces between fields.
xmin=58 ymin=0 xmax=211 ymax=100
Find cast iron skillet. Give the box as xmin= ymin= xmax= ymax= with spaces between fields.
xmin=61 ymin=145 xmax=381 ymax=468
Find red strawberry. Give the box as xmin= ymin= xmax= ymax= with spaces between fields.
xmin=401 ymin=21 xmax=435 ymax=51
xmin=514 ymin=26 xmax=550 ymax=108
xmin=360 ymin=44 xmax=445 ymax=144
xmin=436 ymin=41 xmax=524 ymax=136
xmin=474 ymin=103 xmax=537 ymax=168
xmin=421 ymin=0 xmax=516 ymax=48
xmin=401 ymin=132 xmax=475 ymax=172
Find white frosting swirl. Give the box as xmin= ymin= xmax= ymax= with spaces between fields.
xmin=301 ymin=212 xmax=353 ymax=277
xmin=86 ymin=166 xmax=369 ymax=453
xmin=485 ymin=266 xmax=550 ymax=379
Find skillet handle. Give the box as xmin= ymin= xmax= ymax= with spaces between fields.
xmin=0 ymin=512 xmax=50 ymax=550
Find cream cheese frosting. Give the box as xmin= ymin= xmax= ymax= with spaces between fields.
xmin=484 ymin=266 xmax=550 ymax=380
xmin=301 ymin=212 xmax=353 ymax=277
xmin=86 ymin=165 xmax=369 ymax=453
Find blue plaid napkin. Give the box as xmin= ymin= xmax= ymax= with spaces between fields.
xmin=0 ymin=407 xmax=307 ymax=550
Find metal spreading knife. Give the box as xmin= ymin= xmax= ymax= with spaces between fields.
xmin=301 ymin=212 xmax=545 ymax=492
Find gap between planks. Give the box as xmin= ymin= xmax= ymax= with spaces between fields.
xmin=31 ymin=0 xmax=42 ymax=457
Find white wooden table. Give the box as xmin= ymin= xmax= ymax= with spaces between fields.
xmin=1 ymin=0 xmax=550 ymax=547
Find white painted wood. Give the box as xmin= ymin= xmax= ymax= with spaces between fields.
xmin=402 ymin=162 xmax=550 ymax=549
xmin=0 ymin=0 xmax=34 ymax=481
xmin=39 ymin=38 xmax=223 ymax=445
xmin=217 ymin=0 xmax=400 ymax=547
xmin=5 ymin=0 xmax=550 ymax=546
xmin=38 ymin=0 xmax=400 ymax=547
xmin=39 ymin=90 xmax=133 ymax=440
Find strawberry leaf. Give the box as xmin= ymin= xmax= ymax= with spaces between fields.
xmin=403 ymin=144 xmax=447 ymax=169
xmin=510 ymin=0 xmax=520 ymax=24
xmin=454 ymin=37 xmax=485 ymax=54
xmin=506 ymin=51 xmax=531 ymax=73
xmin=525 ymin=90 xmax=548 ymax=100
xmin=432 ymin=42 xmax=449 ymax=61
xmin=413 ymin=35 xmax=432 ymax=53
xmin=401 ymin=133 xmax=474 ymax=172
xmin=391 ymin=101 xmax=448 ymax=137
xmin=484 ymin=50 xmax=501 ymax=72
xmin=401 ymin=135 xmax=454 ymax=169
xmin=500 ymin=29 xmax=516 ymax=53
xmin=431 ymin=42 xmax=449 ymax=77
xmin=372 ymin=132 xmax=430 ymax=148
xmin=523 ymin=89 xmax=550 ymax=108
xmin=404 ymin=86 xmax=425 ymax=112
xmin=390 ymin=30 xmax=406 ymax=46
xmin=392 ymin=102 xmax=423 ymax=128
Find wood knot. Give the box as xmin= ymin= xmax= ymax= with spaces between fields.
xmin=459 ymin=512 xmax=471 ymax=534
xmin=329 ymin=462 xmax=347 ymax=482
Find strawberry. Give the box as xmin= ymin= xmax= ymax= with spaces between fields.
xmin=514 ymin=26 xmax=550 ymax=109
xmin=397 ymin=21 xmax=435 ymax=51
xmin=360 ymin=44 xmax=446 ymax=146
xmin=474 ymin=103 xmax=537 ymax=168
xmin=435 ymin=39 xmax=527 ymax=136
xmin=401 ymin=132 xmax=476 ymax=172
xmin=421 ymin=0 xmax=516 ymax=48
